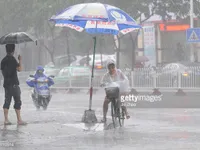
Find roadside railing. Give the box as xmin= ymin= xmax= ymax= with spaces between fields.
xmin=17 ymin=67 xmax=200 ymax=92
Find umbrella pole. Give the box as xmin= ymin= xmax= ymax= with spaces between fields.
xmin=89 ymin=36 xmax=96 ymax=110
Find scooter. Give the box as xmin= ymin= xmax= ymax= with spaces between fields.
xmin=26 ymin=75 xmax=54 ymax=110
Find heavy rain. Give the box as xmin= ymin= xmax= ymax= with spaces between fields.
xmin=0 ymin=0 xmax=200 ymax=150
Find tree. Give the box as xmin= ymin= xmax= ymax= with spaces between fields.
xmin=2 ymin=0 xmax=200 ymax=69
xmin=37 ymin=22 xmax=59 ymax=64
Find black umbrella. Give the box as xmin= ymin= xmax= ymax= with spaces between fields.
xmin=0 ymin=32 xmax=37 ymax=45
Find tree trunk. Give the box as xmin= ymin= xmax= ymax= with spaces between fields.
xmin=130 ymin=31 xmax=139 ymax=71
xmin=50 ymin=51 xmax=54 ymax=64
xmin=100 ymin=37 xmax=103 ymax=66
xmin=38 ymin=44 xmax=42 ymax=65
xmin=42 ymin=43 xmax=55 ymax=64
xmin=47 ymin=23 xmax=56 ymax=64
xmin=130 ymin=33 xmax=136 ymax=71
xmin=24 ymin=43 xmax=27 ymax=71
xmin=87 ymin=50 xmax=90 ymax=66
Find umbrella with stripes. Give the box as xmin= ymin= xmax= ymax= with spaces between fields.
xmin=0 ymin=32 xmax=37 ymax=45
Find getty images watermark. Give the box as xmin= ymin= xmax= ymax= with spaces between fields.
xmin=120 ymin=94 xmax=163 ymax=107
xmin=0 ymin=141 xmax=14 ymax=147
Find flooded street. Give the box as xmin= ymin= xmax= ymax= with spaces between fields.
xmin=1 ymin=0 xmax=200 ymax=149
xmin=0 ymin=89 xmax=200 ymax=149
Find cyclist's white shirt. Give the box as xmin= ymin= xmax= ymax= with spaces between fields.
xmin=101 ymin=69 xmax=125 ymax=83
xmin=101 ymin=69 xmax=129 ymax=93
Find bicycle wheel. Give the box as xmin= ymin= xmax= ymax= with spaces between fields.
xmin=111 ymin=99 xmax=117 ymax=128
xmin=117 ymin=107 xmax=122 ymax=127
xmin=116 ymin=100 xmax=124 ymax=127
xmin=120 ymin=108 xmax=125 ymax=127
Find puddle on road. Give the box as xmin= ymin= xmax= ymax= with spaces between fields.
xmin=63 ymin=123 xmax=105 ymax=131
xmin=28 ymin=120 xmax=56 ymax=124
xmin=62 ymin=122 xmax=122 ymax=131
xmin=0 ymin=119 xmax=56 ymax=127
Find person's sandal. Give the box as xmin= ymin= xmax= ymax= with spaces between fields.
xmin=4 ymin=121 xmax=12 ymax=125
xmin=17 ymin=121 xmax=27 ymax=126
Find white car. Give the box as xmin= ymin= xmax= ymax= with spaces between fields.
xmin=71 ymin=54 xmax=116 ymax=69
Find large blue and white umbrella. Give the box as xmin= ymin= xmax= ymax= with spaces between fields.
xmin=50 ymin=3 xmax=141 ymax=35
xmin=50 ymin=3 xmax=141 ymax=115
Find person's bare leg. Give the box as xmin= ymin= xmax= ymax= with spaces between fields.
xmin=14 ymin=94 xmax=27 ymax=125
xmin=15 ymin=109 xmax=22 ymax=122
xmin=15 ymin=109 xmax=27 ymax=125
xmin=121 ymin=106 xmax=130 ymax=119
xmin=120 ymin=93 xmax=130 ymax=119
xmin=103 ymin=100 xmax=108 ymax=119
xmin=4 ymin=108 xmax=11 ymax=125
xmin=3 ymin=88 xmax=12 ymax=125
xmin=102 ymin=98 xmax=109 ymax=122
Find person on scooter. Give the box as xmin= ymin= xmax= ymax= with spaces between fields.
xmin=33 ymin=66 xmax=53 ymax=83
xmin=31 ymin=66 xmax=54 ymax=99
xmin=100 ymin=60 xmax=130 ymax=123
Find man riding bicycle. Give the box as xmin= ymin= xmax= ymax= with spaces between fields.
xmin=101 ymin=60 xmax=130 ymax=123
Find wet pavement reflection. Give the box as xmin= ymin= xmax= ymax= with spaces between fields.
xmin=0 ymin=90 xmax=200 ymax=149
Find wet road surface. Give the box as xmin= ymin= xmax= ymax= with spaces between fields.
xmin=0 ymin=89 xmax=200 ymax=149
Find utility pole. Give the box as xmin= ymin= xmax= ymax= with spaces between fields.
xmin=190 ymin=0 xmax=194 ymax=62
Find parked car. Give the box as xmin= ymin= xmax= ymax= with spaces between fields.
xmin=53 ymin=66 xmax=91 ymax=88
xmin=160 ymin=63 xmax=200 ymax=87
xmin=71 ymin=54 xmax=115 ymax=69
xmin=70 ymin=54 xmax=116 ymax=78
xmin=44 ymin=67 xmax=60 ymax=77
xmin=44 ymin=55 xmax=78 ymax=76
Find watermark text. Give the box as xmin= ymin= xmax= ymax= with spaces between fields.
xmin=120 ymin=94 xmax=163 ymax=107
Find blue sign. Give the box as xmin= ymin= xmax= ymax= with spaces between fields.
xmin=186 ymin=28 xmax=200 ymax=43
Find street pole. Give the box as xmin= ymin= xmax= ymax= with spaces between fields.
xmin=114 ymin=35 xmax=120 ymax=68
xmin=190 ymin=0 xmax=194 ymax=62
xmin=190 ymin=0 xmax=194 ymax=28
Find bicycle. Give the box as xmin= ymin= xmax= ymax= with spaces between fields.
xmin=103 ymin=82 xmax=125 ymax=128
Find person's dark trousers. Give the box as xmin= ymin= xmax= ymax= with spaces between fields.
xmin=3 ymin=85 xmax=22 ymax=110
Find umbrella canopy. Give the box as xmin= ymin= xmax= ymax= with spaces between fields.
xmin=50 ymin=3 xmax=141 ymax=35
xmin=0 ymin=32 xmax=37 ymax=45
xmin=50 ymin=2 xmax=141 ymax=112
